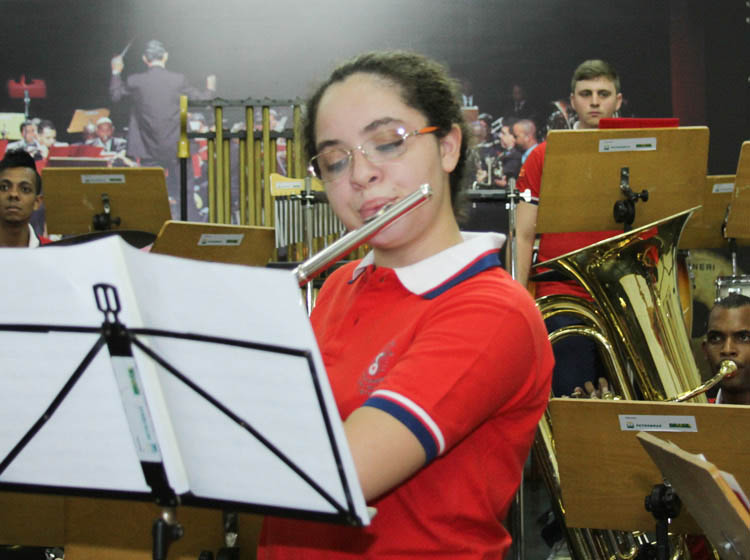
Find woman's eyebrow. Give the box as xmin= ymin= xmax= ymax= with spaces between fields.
xmin=316 ymin=117 xmax=404 ymax=151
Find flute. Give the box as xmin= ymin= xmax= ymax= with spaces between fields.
xmin=292 ymin=184 xmax=433 ymax=286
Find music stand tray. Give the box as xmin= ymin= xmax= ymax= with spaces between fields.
xmin=151 ymin=220 xmax=275 ymax=266
xmin=726 ymin=141 xmax=750 ymax=240
xmin=548 ymin=398 xmax=750 ymax=533
xmin=42 ymin=167 xmax=171 ymax=236
xmin=637 ymin=431 xmax=750 ymax=558
xmin=537 ymin=127 xmax=709 ymax=234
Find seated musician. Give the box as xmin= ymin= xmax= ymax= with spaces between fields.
xmin=576 ymin=293 xmax=750 ymax=560
xmin=0 ymin=150 xmax=50 ymax=247
xmin=87 ymin=117 xmax=136 ymax=167
xmin=257 ymin=50 xmax=554 ymax=559
xmin=6 ymin=120 xmax=42 ymax=161
xmin=515 ymin=59 xmax=624 ymax=397
xmin=703 ymin=293 xmax=750 ymax=404
xmin=576 ymin=293 xmax=750 ymax=404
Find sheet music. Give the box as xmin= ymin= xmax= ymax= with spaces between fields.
xmin=0 ymin=237 xmax=368 ymax=523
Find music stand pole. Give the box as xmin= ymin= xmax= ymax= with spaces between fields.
xmin=303 ymin=175 xmax=315 ymax=313
xmin=506 ymin=178 xmax=520 ymax=280
xmin=179 ymin=159 xmax=188 ymax=222
xmin=153 ymin=507 xmax=184 ymax=560
xmin=178 ymin=95 xmax=190 ymax=222
xmin=94 ymin=283 xmax=184 ymax=560
xmin=644 ymin=483 xmax=682 ymax=560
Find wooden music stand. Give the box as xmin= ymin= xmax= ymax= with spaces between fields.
xmin=548 ymin=398 xmax=750 ymax=533
xmin=151 ymin=220 xmax=276 ymax=266
xmin=42 ymin=167 xmax=171 ymax=236
xmin=678 ymin=174 xmax=736 ymax=249
xmin=0 ymin=493 xmax=226 ymax=560
xmin=67 ymin=108 xmax=110 ymax=133
xmin=637 ymin=431 xmax=750 ymax=558
xmin=725 ymin=141 xmax=750 ymax=240
xmin=537 ymin=127 xmax=709 ymax=234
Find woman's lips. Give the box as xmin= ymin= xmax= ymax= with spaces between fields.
xmin=359 ymin=198 xmax=395 ymax=221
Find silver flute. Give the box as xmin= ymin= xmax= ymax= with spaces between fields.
xmin=292 ymin=183 xmax=433 ymax=286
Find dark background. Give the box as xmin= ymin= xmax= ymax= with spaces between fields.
xmin=1 ymin=0 xmax=746 ymax=173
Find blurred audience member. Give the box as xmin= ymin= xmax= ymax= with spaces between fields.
xmin=511 ymin=119 xmax=538 ymax=164
xmin=87 ymin=117 xmax=128 ymax=153
xmin=7 ymin=120 xmax=42 ymax=160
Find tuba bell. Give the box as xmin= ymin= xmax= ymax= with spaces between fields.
xmin=533 ymin=206 xmax=708 ymax=560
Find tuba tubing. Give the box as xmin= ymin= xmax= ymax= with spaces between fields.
xmin=534 ymin=207 xmax=705 ymax=560
xmin=671 ymin=359 xmax=737 ymax=402
xmin=292 ymin=183 xmax=433 ymax=286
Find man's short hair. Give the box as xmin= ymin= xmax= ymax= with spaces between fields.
xmin=570 ymin=59 xmax=621 ymax=93
xmin=0 ymin=150 xmax=42 ymax=194
xmin=514 ymin=119 xmax=536 ymax=136
xmin=20 ymin=120 xmax=36 ymax=133
xmin=714 ymin=293 xmax=750 ymax=311
xmin=144 ymin=39 xmax=167 ymax=62
xmin=38 ymin=119 xmax=55 ymax=133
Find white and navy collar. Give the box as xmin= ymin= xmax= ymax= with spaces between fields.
xmin=351 ymin=231 xmax=506 ymax=297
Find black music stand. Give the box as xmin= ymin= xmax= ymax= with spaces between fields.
xmin=548 ymin=399 xmax=750 ymax=538
xmin=537 ymin=127 xmax=709 ymax=235
xmin=0 ymin=236 xmax=370 ymax=559
xmin=41 ymin=167 xmax=171 ymax=237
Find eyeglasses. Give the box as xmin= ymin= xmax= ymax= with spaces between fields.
xmin=308 ymin=125 xmax=439 ymax=184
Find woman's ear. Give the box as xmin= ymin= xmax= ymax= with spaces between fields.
xmin=439 ymin=124 xmax=462 ymax=174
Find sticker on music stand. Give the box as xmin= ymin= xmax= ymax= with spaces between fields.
xmin=619 ymin=414 xmax=698 ymax=432
xmin=198 ymin=234 xmax=244 ymax=246
xmin=599 ymin=137 xmax=657 ymax=153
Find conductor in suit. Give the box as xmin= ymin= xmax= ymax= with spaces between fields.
xmin=110 ymin=39 xmax=216 ymax=214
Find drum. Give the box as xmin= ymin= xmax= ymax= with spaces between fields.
xmin=715 ymin=275 xmax=750 ymax=300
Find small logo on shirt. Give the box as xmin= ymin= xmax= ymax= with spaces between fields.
xmin=358 ymin=341 xmax=395 ymax=395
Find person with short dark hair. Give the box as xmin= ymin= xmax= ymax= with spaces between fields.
xmin=0 ymin=150 xmax=49 ymax=247
xmin=259 ymin=50 xmax=553 ymax=559
xmin=703 ymin=293 xmax=750 ymax=404
xmin=496 ymin=120 xmax=523 ymax=186
xmin=36 ymin=120 xmax=57 ymax=160
xmin=6 ymin=120 xmax=42 ymax=160
xmin=511 ymin=118 xmax=538 ymax=163
xmin=515 ymin=59 xmax=623 ymax=397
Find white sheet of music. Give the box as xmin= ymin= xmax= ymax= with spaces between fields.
xmin=0 ymin=236 xmax=368 ymax=524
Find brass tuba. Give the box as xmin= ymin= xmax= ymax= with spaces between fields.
xmin=533 ymin=207 xmax=709 ymax=560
